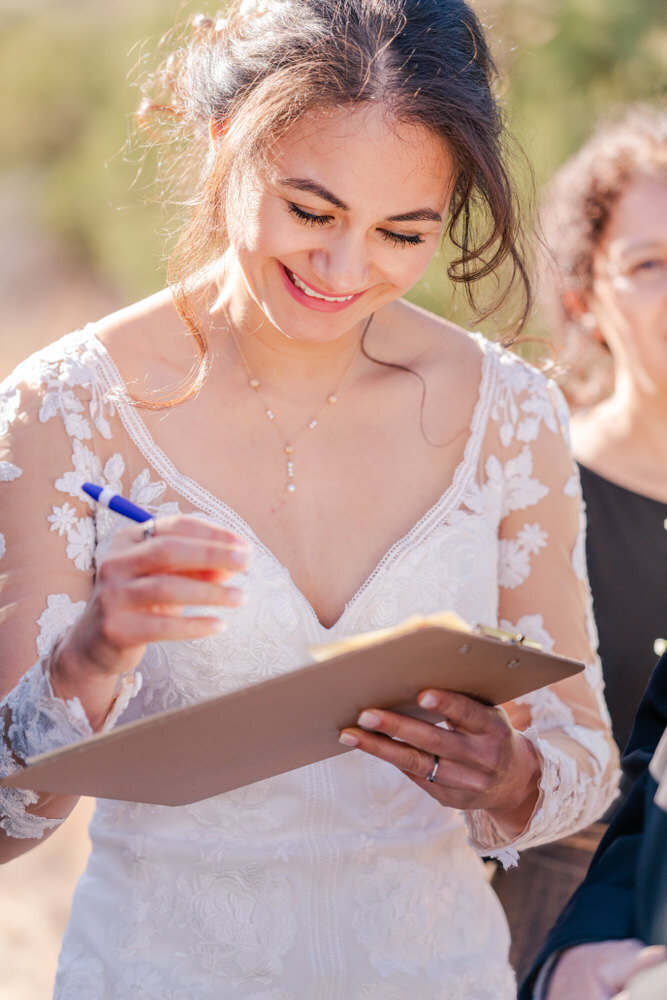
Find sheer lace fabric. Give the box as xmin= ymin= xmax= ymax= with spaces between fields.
xmin=0 ymin=327 xmax=619 ymax=999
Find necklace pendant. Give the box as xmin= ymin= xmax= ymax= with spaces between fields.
xmin=228 ymin=316 xmax=365 ymax=500
xmin=285 ymin=456 xmax=295 ymax=494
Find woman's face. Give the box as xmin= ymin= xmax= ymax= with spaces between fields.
xmin=227 ymin=102 xmax=455 ymax=344
xmin=589 ymin=172 xmax=667 ymax=391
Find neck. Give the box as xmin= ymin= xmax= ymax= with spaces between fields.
xmin=573 ymin=376 xmax=667 ymax=500
xmin=209 ymin=263 xmax=371 ymax=386
xmin=607 ymin=369 xmax=667 ymax=431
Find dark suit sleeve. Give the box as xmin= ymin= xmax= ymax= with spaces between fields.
xmin=518 ymin=652 xmax=667 ymax=999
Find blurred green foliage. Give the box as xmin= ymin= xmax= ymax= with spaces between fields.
xmin=0 ymin=0 xmax=664 ymax=318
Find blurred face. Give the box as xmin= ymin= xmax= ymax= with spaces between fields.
xmin=227 ymin=103 xmax=454 ymax=343
xmin=589 ymin=173 xmax=667 ymax=391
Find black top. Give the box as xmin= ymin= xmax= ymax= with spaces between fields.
xmin=579 ymin=463 xmax=667 ymax=753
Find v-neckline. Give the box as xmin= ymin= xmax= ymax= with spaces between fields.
xmin=88 ymin=328 xmax=496 ymax=633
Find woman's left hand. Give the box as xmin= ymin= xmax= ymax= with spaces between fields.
xmin=339 ymin=688 xmax=541 ymax=836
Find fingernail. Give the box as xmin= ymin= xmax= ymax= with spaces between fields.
xmin=338 ymin=731 xmax=359 ymax=747
xmin=418 ymin=692 xmax=438 ymax=709
xmin=357 ymin=710 xmax=381 ymax=729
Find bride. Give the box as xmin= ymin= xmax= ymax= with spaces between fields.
xmin=0 ymin=1 xmax=618 ymax=997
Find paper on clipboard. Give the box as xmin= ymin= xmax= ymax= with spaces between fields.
xmin=0 ymin=612 xmax=583 ymax=806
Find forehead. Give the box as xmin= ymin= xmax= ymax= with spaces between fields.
xmin=267 ymin=103 xmax=455 ymax=210
xmin=602 ymin=173 xmax=667 ymax=252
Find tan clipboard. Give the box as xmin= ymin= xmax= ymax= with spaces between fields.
xmin=1 ymin=616 xmax=583 ymax=806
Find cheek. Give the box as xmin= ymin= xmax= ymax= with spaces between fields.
xmin=608 ymin=287 xmax=657 ymax=330
xmin=385 ymin=243 xmax=439 ymax=291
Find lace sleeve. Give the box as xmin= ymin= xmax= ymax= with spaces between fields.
xmin=0 ymin=342 xmax=139 ymax=841
xmin=463 ymin=357 xmax=620 ymax=867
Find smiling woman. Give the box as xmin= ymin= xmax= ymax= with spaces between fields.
xmin=227 ymin=105 xmax=451 ymax=337
xmin=0 ymin=2 xmax=619 ymax=998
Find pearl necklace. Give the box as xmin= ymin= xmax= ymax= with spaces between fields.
xmin=228 ymin=320 xmax=368 ymax=495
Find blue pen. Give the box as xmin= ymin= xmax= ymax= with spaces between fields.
xmin=81 ymin=482 xmax=153 ymax=523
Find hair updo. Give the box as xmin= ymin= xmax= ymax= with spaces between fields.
xmin=537 ymin=101 xmax=667 ymax=408
xmin=136 ymin=0 xmax=530 ymax=398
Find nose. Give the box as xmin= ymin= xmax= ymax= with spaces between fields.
xmin=310 ymin=228 xmax=371 ymax=294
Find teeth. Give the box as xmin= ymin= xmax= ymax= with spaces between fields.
xmin=290 ymin=271 xmax=353 ymax=303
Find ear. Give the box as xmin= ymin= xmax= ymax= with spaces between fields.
xmin=561 ymin=290 xmax=604 ymax=342
xmin=209 ymin=116 xmax=229 ymax=142
xmin=561 ymin=289 xmax=588 ymax=322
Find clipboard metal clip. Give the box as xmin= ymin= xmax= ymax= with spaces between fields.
xmin=472 ymin=624 xmax=542 ymax=651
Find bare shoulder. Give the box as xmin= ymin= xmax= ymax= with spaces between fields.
xmin=93 ymin=287 xmax=199 ymax=394
xmin=386 ymin=299 xmax=484 ymax=377
xmin=373 ymin=299 xmax=486 ymax=440
xmin=383 ymin=299 xmax=565 ymax=443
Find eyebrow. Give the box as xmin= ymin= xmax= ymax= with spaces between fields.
xmin=611 ymin=238 xmax=666 ymax=257
xmin=279 ymin=177 xmax=443 ymax=224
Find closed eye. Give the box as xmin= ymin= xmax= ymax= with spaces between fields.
xmin=289 ymin=203 xmax=331 ymax=227
xmin=289 ymin=202 xmax=426 ymax=246
xmin=379 ymin=229 xmax=425 ymax=247
xmin=636 ymin=258 xmax=666 ymax=270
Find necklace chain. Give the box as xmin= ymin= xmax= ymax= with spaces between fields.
xmin=228 ymin=322 xmax=365 ymax=495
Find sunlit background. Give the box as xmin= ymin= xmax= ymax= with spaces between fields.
xmin=0 ymin=0 xmax=664 ymax=996
xmin=1 ymin=0 xmax=665 ymax=377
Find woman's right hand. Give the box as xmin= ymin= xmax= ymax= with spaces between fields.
xmin=49 ymin=514 xmax=250 ymax=728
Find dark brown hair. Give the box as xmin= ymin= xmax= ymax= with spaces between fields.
xmin=537 ymin=101 xmax=667 ymax=407
xmin=136 ymin=0 xmax=531 ymax=403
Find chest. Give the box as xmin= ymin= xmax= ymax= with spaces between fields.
xmin=138 ymin=374 xmax=478 ymax=627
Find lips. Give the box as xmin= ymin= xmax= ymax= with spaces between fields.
xmin=280 ymin=265 xmax=364 ymax=312
xmin=287 ymin=269 xmax=354 ymax=303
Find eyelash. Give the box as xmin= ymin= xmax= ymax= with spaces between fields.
xmin=289 ymin=203 xmax=331 ymax=227
xmin=636 ymin=259 xmax=663 ymax=270
xmin=288 ymin=203 xmax=425 ymax=247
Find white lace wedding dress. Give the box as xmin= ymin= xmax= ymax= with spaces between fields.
xmin=0 ymin=326 xmax=618 ymax=999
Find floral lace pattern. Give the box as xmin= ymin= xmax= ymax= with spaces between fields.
xmin=0 ymin=327 xmax=618 ymax=997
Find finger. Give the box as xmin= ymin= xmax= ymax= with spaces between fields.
xmin=621 ymin=944 xmax=667 ymax=983
xmin=339 ymin=724 xmax=493 ymax=801
xmin=111 ymin=513 xmax=249 ymax=548
xmin=417 ymin=688 xmax=508 ymax=736
xmin=405 ymin=757 xmax=491 ymax=795
xmin=120 ymin=574 xmax=245 ymax=610
xmin=135 ymin=514 xmax=250 ymax=547
xmin=101 ymin=535 xmax=251 ymax=583
xmin=98 ymin=608 xmax=227 ymax=651
xmin=356 ymin=708 xmax=447 ymax=755
xmin=339 ymin=725 xmax=441 ymax=780
xmin=632 ymin=946 xmax=667 ymax=971
xmin=352 ymin=706 xmax=503 ymax=774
